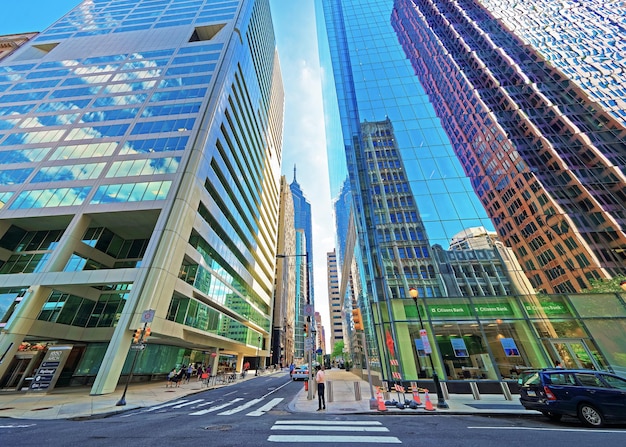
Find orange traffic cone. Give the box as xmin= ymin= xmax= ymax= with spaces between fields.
xmin=412 ymin=388 xmax=422 ymax=405
xmin=377 ymin=388 xmax=387 ymax=412
xmin=423 ymin=389 xmax=435 ymax=411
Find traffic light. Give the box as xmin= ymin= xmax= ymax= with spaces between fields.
xmin=303 ymin=323 xmax=309 ymax=334
xmin=352 ymin=308 xmax=364 ymax=331
xmin=143 ymin=327 xmax=151 ymax=339
xmin=133 ymin=327 xmax=142 ymax=344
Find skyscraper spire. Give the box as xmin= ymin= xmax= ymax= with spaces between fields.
xmin=293 ymin=164 xmax=297 ymax=183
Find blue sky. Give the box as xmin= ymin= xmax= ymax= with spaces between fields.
xmin=1 ymin=1 xmax=333 ymax=341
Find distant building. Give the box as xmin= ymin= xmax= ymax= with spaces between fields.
xmin=326 ymin=250 xmax=343 ymax=350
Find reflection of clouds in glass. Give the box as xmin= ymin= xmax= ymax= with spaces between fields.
xmin=36 ymin=100 xmax=90 ymax=113
xmin=20 ymin=114 xmax=80 ymax=128
xmin=32 ymin=163 xmax=106 ymax=183
xmin=90 ymin=181 xmax=171 ymax=204
xmin=50 ymin=142 xmax=118 ymax=161
xmin=2 ymin=130 xmax=65 ymax=146
xmin=9 ymin=187 xmax=90 ymax=210
xmin=0 ymin=148 xmax=50 ymax=164
xmin=106 ymin=157 xmax=180 ymax=177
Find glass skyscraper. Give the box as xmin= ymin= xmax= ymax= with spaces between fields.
xmin=317 ymin=0 xmax=626 ymax=385
xmin=0 ymin=0 xmax=283 ymax=394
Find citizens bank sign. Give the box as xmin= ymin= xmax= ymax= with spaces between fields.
xmin=422 ymin=300 xmax=571 ymax=318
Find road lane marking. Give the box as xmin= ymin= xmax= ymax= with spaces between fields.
xmin=468 ymin=426 xmax=626 ymax=434
xmin=268 ymin=435 xmax=401 ymax=443
xmin=247 ymin=397 xmax=284 ymax=416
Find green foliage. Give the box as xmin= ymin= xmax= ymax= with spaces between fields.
xmin=582 ymin=275 xmax=626 ymax=294
xmin=331 ymin=341 xmax=344 ymax=358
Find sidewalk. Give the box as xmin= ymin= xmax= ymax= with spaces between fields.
xmin=0 ymin=368 xmax=537 ymax=420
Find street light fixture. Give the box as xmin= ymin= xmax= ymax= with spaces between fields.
xmin=409 ymin=287 xmax=448 ymax=409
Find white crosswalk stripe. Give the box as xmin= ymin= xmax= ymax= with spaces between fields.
xmin=268 ymin=420 xmax=402 ymax=443
xmin=246 ymin=397 xmax=283 ymax=416
xmin=138 ymin=395 xmax=284 ymax=417
xmin=189 ymin=398 xmax=243 ymax=415
xmin=218 ymin=397 xmax=262 ymax=415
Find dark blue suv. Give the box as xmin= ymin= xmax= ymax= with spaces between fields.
xmin=519 ymin=369 xmax=626 ymax=427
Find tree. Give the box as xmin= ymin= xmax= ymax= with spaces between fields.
xmin=331 ymin=341 xmax=344 ymax=359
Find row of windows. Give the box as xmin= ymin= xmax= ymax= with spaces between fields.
xmin=6 ymin=180 xmax=171 ymax=209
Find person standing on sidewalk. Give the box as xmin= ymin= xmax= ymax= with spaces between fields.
xmin=315 ymin=365 xmax=326 ymax=411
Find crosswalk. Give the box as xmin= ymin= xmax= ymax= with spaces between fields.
xmin=123 ymin=396 xmax=283 ymax=418
xmin=267 ymin=420 xmax=402 ymax=443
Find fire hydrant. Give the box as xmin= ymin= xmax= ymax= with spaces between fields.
xmin=304 ymin=380 xmax=308 ymax=392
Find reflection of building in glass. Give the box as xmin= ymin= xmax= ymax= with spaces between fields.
xmin=0 ymin=0 xmax=283 ymax=394
xmin=317 ymin=0 xmax=626 ymax=387
xmin=0 ymin=33 xmax=37 ymax=61
xmin=393 ymin=0 xmax=626 ymax=293
xmin=433 ymin=226 xmax=535 ymax=297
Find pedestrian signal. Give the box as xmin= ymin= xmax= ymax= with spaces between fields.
xmin=352 ymin=308 xmax=364 ymax=331
xmin=144 ymin=327 xmax=151 ymax=339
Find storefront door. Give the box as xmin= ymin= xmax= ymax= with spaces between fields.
xmin=548 ymin=339 xmax=600 ymax=370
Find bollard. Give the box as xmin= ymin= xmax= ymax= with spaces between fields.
xmin=440 ymin=381 xmax=450 ymax=400
xmin=328 ymin=380 xmax=333 ymax=403
xmin=354 ymin=381 xmax=362 ymax=401
xmin=469 ymin=381 xmax=481 ymax=400
xmin=500 ymin=381 xmax=513 ymax=401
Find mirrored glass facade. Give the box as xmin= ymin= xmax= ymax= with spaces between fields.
xmin=317 ymin=0 xmax=626 ymax=387
xmin=0 ymin=0 xmax=283 ymax=394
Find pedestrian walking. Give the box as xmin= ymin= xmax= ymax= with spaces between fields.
xmin=185 ymin=364 xmax=194 ymax=383
xmin=315 ymin=365 xmax=326 ymax=411
xmin=166 ymin=368 xmax=177 ymax=387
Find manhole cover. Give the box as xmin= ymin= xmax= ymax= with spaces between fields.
xmin=205 ymin=424 xmax=232 ymax=431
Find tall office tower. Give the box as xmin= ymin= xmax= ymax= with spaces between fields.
xmin=289 ymin=166 xmax=314 ymax=306
xmin=293 ymin=229 xmax=309 ymax=362
xmin=0 ymin=33 xmax=38 ymax=61
xmin=326 ymin=249 xmax=343 ymax=350
xmin=273 ymin=176 xmax=297 ymax=366
xmin=393 ymin=0 xmax=626 ymax=293
xmin=0 ymin=0 xmax=283 ymax=394
xmin=316 ymin=0 xmax=493 ymax=379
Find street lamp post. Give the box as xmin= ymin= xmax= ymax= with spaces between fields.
xmin=409 ymin=287 xmax=448 ymax=409
xmin=255 ymin=336 xmax=261 ymax=376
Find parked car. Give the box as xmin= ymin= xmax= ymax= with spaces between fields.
xmin=519 ymin=368 xmax=626 ymax=427
xmin=291 ymin=365 xmax=310 ymax=381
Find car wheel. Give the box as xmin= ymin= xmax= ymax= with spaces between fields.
xmin=578 ymin=403 xmax=605 ymax=427
xmin=541 ymin=411 xmax=562 ymax=422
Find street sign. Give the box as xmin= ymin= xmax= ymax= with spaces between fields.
xmin=303 ymin=304 xmax=314 ymax=316
xmin=141 ymin=309 xmax=155 ymax=323
xmin=304 ymin=338 xmax=313 ymax=351
xmin=130 ymin=343 xmax=146 ymax=350
xmin=316 ymin=348 xmax=322 ymax=355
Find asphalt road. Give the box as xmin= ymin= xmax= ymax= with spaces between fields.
xmin=1 ymin=374 xmax=625 ymax=446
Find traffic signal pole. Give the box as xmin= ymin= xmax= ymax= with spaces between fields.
xmin=116 ymin=321 xmax=148 ymax=406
